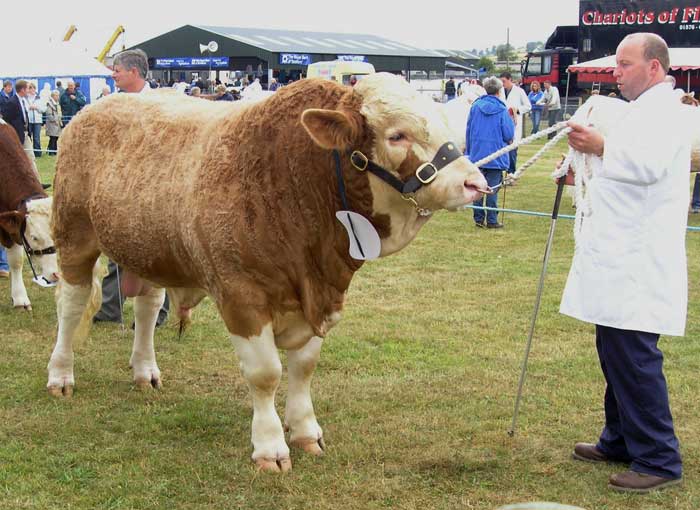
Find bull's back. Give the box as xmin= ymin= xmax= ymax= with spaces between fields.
xmin=53 ymin=92 xmax=253 ymax=285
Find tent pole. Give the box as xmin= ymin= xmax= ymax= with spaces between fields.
xmin=564 ymin=70 xmax=571 ymax=118
xmin=688 ymin=71 xmax=691 ymax=93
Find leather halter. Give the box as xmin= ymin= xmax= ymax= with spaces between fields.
xmin=349 ymin=141 xmax=463 ymax=195
xmin=20 ymin=194 xmax=56 ymax=257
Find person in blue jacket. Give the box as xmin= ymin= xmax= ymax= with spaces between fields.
xmin=466 ymin=76 xmax=515 ymax=229
xmin=527 ymin=81 xmax=544 ymax=134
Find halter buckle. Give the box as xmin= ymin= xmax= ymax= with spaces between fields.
xmin=416 ymin=162 xmax=438 ymax=184
xmin=350 ymin=151 xmax=369 ymax=171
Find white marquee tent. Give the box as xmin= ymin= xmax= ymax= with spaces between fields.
xmin=0 ymin=43 xmax=114 ymax=103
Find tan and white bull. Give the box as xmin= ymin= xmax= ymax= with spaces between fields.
xmin=47 ymin=73 xmax=488 ymax=472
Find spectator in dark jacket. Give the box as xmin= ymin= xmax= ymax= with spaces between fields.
xmin=0 ymin=80 xmax=14 ymax=112
xmin=59 ymin=81 xmax=86 ymax=125
xmin=466 ymin=76 xmax=515 ymax=229
xmin=214 ymin=84 xmax=234 ymax=101
xmin=444 ymin=77 xmax=456 ymax=101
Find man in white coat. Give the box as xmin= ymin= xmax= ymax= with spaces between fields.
xmin=499 ymin=72 xmax=531 ymax=173
xmin=561 ymin=33 xmax=688 ymax=494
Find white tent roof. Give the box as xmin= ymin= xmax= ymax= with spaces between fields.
xmin=569 ymin=47 xmax=700 ymax=73
xmin=0 ymin=43 xmax=112 ymax=78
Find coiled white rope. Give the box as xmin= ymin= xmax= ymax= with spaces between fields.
xmin=472 ymin=121 xmax=570 ymax=169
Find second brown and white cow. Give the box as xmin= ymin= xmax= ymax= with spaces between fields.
xmin=47 ymin=73 xmax=488 ymax=472
xmin=0 ymin=119 xmax=58 ymax=309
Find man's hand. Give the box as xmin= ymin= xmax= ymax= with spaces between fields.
xmin=567 ymin=121 xmax=604 ymax=157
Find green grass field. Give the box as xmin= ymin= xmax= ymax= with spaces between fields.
xmin=1 ymin=130 xmax=699 ymax=510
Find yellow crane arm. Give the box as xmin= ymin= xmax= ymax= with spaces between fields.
xmin=97 ymin=25 xmax=125 ymax=63
xmin=63 ymin=25 xmax=77 ymax=41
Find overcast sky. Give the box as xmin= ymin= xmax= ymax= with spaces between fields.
xmin=14 ymin=0 xmax=580 ymax=56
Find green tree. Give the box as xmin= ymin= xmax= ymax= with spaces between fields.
xmin=477 ymin=56 xmax=495 ymax=74
xmin=526 ymin=41 xmax=544 ymax=53
xmin=496 ymin=44 xmax=518 ymax=62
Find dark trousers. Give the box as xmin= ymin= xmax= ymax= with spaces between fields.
xmin=47 ymin=136 xmax=58 ymax=155
xmin=691 ymin=173 xmax=700 ymax=210
xmin=472 ymin=169 xmax=503 ymax=225
xmin=547 ymin=109 xmax=561 ymax=139
xmin=29 ymin=123 xmax=42 ymax=157
xmin=94 ymin=260 xmax=169 ymax=325
xmin=508 ymin=149 xmax=517 ymax=174
xmin=595 ymin=325 xmax=682 ymax=479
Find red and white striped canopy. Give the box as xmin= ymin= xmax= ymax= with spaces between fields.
xmin=569 ymin=47 xmax=700 ymax=73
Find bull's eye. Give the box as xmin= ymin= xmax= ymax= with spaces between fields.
xmin=388 ymin=133 xmax=406 ymax=142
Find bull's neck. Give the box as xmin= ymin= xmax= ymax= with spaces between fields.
xmin=0 ymin=147 xmax=45 ymax=211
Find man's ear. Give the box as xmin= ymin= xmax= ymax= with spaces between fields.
xmin=301 ymin=108 xmax=361 ymax=150
xmin=0 ymin=211 xmax=25 ymax=244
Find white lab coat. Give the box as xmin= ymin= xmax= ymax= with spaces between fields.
xmin=560 ymin=83 xmax=691 ymax=336
xmin=499 ymin=85 xmax=531 ymax=141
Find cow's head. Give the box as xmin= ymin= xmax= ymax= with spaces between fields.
xmin=0 ymin=197 xmax=59 ymax=283
xmin=301 ymin=73 xmax=488 ymax=255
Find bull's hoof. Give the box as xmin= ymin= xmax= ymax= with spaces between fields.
xmin=255 ymin=457 xmax=292 ymax=473
xmin=134 ymin=375 xmax=162 ymax=390
xmin=291 ymin=437 xmax=326 ymax=456
xmin=14 ymin=304 xmax=32 ymax=311
xmin=47 ymin=384 xmax=73 ymax=398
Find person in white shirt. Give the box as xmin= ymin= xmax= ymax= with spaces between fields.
xmin=94 ymin=49 xmax=168 ymax=327
xmin=25 ymin=82 xmax=46 ymax=158
xmin=561 ymin=32 xmax=688 ymax=494
xmin=498 ymin=72 xmax=531 ymax=173
xmin=543 ymin=80 xmax=561 ymax=139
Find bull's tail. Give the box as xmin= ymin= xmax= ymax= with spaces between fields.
xmin=55 ymin=259 xmax=106 ymax=344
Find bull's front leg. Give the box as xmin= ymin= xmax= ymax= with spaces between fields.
xmin=47 ymin=280 xmax=94 ymax=396
xmin=284 ymin=336 xmax=325 ymax=456
xmin=232 ymin=324 xmax=291 ymax=473
xmin=130 ymin=287 xmax=165 ymax=389
xmin=7 ymin=244 xmax=30 ymax=310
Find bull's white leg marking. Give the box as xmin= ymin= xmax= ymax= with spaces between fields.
xmin=232 ymin=324 xmax=291 ymax=473
xmin=130 ymin=287 xmax=165 ymax=389
xmin=284 ymin=336 xmax=325 ymax=456
xmin=7 ymin=244 xmax=30 ymax=309
xmin=47 ymin=281 xmax=92 ymax=397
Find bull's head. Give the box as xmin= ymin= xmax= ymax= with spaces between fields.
xmin=301 ymin=73 xmax=488 ymax=255
xmin=0 ymin=197 xmax=59 ymax=283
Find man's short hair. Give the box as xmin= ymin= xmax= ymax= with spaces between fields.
xmin=622 ymin=33 xmax=670 ymax=72
xmin=113 ymin=49 xmax=149 ymax=79
xmin=499 ymin=71 xmax=512 ymax=80
xmin=3 ymin=80 xmax=12 ymax=88
xmin=544 ymin=80 xmax=552 ymax=85
xmin=483 ymin=76 xmax=503 ymax=95
xmin=15 ymin=80 xmax=27 ymax=93
xmin=56 ymin=80 xmax=62 ymax=87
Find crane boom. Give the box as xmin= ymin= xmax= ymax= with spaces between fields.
xmin=97 ymin=25 xmax=125 ymax=64
xmin=63 ymin=25 xmax=77 ymax=41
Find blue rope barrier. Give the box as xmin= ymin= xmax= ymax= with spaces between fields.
xmin=462 ymin=204 xmax=700 ymax=232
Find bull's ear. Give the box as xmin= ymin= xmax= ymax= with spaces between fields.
xmin=0 ymin=211 xmax=24 ymax=242
xmin=301 ymin=108 xmax=359 ymax=150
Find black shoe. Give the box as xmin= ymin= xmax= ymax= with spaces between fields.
xmin=41 ymin=183 xmax=51 ymax=190
xmin=475 ymin=221 xmax=485 ymax=228
xmin=486 ymin=222 xmax=504 ymax=229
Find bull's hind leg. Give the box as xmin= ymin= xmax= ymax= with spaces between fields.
xmin=130 ymin=287 xmax=165 ymax=389
xmin=6 ymin=244 xmax=30 ymax=309
xmin=285 ymin=336 xmax=325 ymax=456
xmin=232 ymin=324 xmax=292 ymax=473
xmin=47 ymin=257 xmax=102 ymax=397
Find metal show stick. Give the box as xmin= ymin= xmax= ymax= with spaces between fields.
xmin=508 ymin=177 xmax=566 ymax=436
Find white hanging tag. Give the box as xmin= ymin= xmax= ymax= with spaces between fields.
xmin=335 ymin=211 xmax=381 ymax=260
xmin=32 ymin=276 xmax=58 ymax=288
